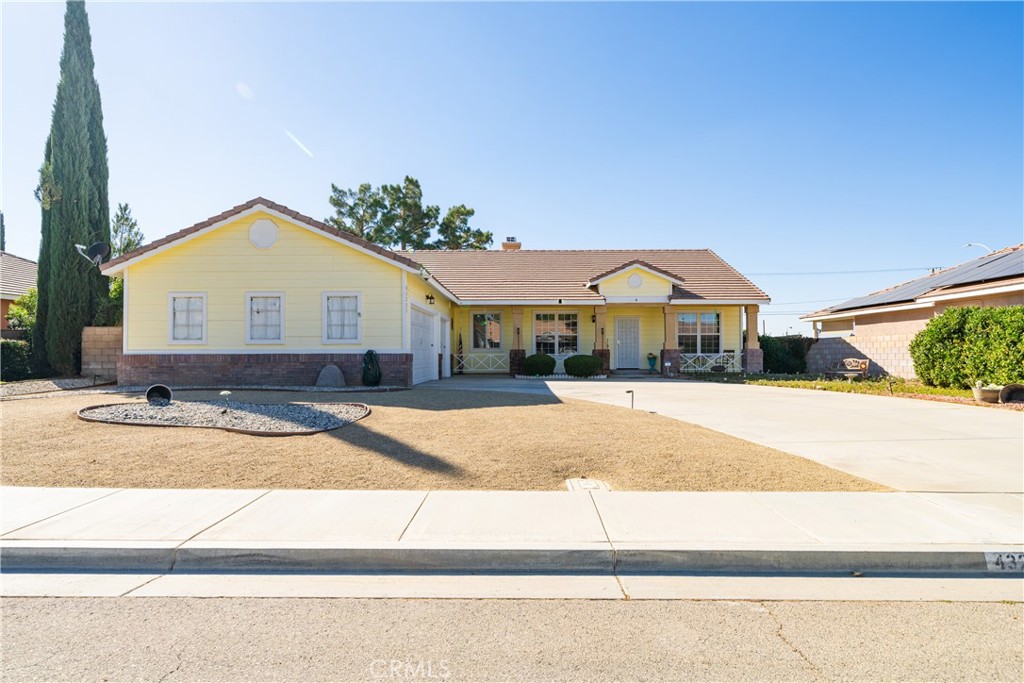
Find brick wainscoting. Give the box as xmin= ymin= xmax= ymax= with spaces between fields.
xmin=742 ymin=348 xmax=764 ymax=374
xmin=117 ymin=353 xmax=413 ymax=387
xmin=82 ymin=327 xmax=123 ymax=381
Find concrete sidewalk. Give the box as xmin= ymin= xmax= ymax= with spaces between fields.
xmin=2 ymin=487 xmax=1021 ymax=575
xmin=429 ymin=377 xmax=1024 ymax=493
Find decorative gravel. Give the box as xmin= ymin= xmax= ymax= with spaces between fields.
xmin=0 ymin=377 xmax=110 ymax=398
xmin=78 ymin=400 xmax=370 ymax=435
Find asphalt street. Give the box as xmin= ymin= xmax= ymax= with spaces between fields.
xmin=2 ymin=597 xmax=1021 ymax=682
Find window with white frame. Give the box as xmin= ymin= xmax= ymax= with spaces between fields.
xmin=677 ymin=312 xmax=721 ymax=354
xmin=535 ymin=313 xmax=578 ymax=355
xmin=472 ymin=313 xmax=502 ymax=350
xmin=169 ymin=293 xmax=206 ymax=343
xmin=246 ymin=293 xmax=284 ymax=343
xmin=323 ymin=293 xmax=360 ymax=343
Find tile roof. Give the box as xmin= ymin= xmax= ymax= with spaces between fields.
xmin=587 ymin=259 xmax=685 ymax=285
xmin=409 ymin=249 xmax=769 ymax=302
xmin=102 ymin=198 xmax=768 ymax=304
xmin=103 ymin=197 xmax=422 ymax=272
xmin=0 ymin=251 xmax=38 ymax=300
xmin=804 ymin=244 xmax=1024 ymax=318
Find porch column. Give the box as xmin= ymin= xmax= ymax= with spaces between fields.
xmin=743 ymin=305 xmax=764 ymax=373
xmin=592 ymin=305 xmax=609 ymax=374
xmin=661 ymin=306 xmax=680 ymax=376
xmin=509 ymin=306 xmax=525 ymax=376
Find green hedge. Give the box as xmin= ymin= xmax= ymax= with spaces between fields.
xmin=564 ymin=354 xmax=603 ymax=378
xmin=758 ymin=335 xmax=813 ymax=374
xmin=909 ymin=305 xmax=1024 ymax=388
xmin=1 ymin=339 xmax=32 ymax=381
xmin=523 ymin=353 xmax=556 ymax=376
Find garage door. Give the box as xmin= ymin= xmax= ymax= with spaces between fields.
xmin=410 ymin=307 xmax=437 ymax=384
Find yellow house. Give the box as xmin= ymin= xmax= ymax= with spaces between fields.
xmin=102 ymin=198 xmax=769 ymax=386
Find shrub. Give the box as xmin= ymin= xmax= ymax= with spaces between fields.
xmin=564 ymin=354 xmax=603 ymax=377
xmin=910 ymin=305 xmax=1024 ymax=388
xmin=1 ymin=339 xmax=32 ymax=381
xmin=759 ymin=334 xmax=813 ymax=374
xmin=523 ymin=353 xmax=556 ymax=376
xmin=6 ymin=287 xmax=37 ymax=334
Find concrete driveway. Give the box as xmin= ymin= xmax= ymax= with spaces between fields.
xmin=431 ymin=377 xmax=1023 ymax=493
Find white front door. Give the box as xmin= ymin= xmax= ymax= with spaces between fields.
xmin=410 ymin=307 xmax=437 ymax=384
xmin=615 ymin=317 xmax=641 ymax=369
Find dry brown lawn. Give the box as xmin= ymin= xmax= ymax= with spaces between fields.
xmin=0 ymin=388 xmax=886 ymax=492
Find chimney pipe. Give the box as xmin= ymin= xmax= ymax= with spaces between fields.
xmin=501 ymin=236 xmax=521 ymax=251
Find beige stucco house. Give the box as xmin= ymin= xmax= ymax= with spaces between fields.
xmin=802 ymin=244 xmax=1024 ymax=378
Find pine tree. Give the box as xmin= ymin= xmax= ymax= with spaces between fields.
xmin=110 ymin=203 xmax=143 ymax=256
xmin=433 ymin=205 xmax=493 ymax=250
xmin=35 ymin=0 xmax=110 ymax=376
xmin=381 ymin=177 xmax=439 ymax=250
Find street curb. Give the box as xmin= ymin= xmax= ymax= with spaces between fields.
xmin=3 ymin=543 xmax=1021 ymax=575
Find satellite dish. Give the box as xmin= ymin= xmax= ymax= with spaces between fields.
xmin=74 ymin=242 xmax=111 ymax=267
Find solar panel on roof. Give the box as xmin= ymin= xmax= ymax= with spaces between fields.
xmin=829 ymin=247 xmax=1024 ymax=313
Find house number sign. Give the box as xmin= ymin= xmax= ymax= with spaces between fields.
xmin=985 ymin=552 xmax=1024 ymax=572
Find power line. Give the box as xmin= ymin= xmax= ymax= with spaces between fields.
xmin=748 ymin=267 xmax=937 ymax=276
xmin=766 ymin=297 xmax=851 ymax=306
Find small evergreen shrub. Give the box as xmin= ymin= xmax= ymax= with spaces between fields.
xmin=1 ymin=339 xmax=32 ymax=381
xmin=564 ymin=354 xmax=603 ymax=377
xmin=759 ymin=334 xmax=813 ymax=374
xmin=523 ymin=353 xmax=556 ymax=376
xmin=910 ymin=305 xmax=1024 ymax=388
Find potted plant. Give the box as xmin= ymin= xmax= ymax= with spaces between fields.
xmin=972 ymin=380 xmax=1002 ymax=403
xmin=646 ymin=352 xmax=658 ymax=374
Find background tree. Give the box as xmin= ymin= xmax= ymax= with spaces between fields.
xmin=110 ymin=202 xmax=143 ymax=256
xmin=1 ymin=211 xmax=6 ymax=251
xmin=381 ymin=177 xmax=439 ymax=250
xmin=433 ymin=205 xmax=493 ymax=250
xmin=34 ymin=0 xmax=110 ymax=375
xmin=325 ymin=183 xmax=389 ymax=243
xmin=95 ymin=202 xmax=144 ymax=326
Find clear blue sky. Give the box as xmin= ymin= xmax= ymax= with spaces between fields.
xmin=2 ymin=1 xmax=1021 ymax=334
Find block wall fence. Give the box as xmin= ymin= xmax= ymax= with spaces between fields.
xmin=81 ymin=326 xmax=122 ymax=381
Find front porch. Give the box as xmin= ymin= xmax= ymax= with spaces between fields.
xmin=451 ymin=304 xmax=764 ymax=376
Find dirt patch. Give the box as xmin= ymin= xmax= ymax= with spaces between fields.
xmin=0 ymin=387 xmax=887 ymax=492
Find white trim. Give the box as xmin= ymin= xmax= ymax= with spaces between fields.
xmin=122 ymin=268 xmax=130 ymax=354
xmin=613 ymin=315 xmax=642 ymax=369
xmin=587 ymin=263 xmax=685 ymax=287
xmin=321 ymin=291 xmax=362 ymax=345
xmin=604 ymin=295 xmax=670 ymax=304
xmin=167 ymin=292 xmax=208 ymax=345
xmin=440 ymin=315 xmax=451 ymax=378
xmin=675 ymin=310 xmax=724 ymax=355
xmin=802 ymin=301 xmax=933 ymax=322
xmin=100 ymin=204 xmax=423 ymax=277
xmin=460 ymin=299 xmax=601 ymax=306
xmin=245 ymin=291 xmax=286 ymax=344
xmin=401 ymin=271 xmax=410 ymax=352
xmin=423 ymin=275 xmax=460 ymax=304
xmin=916 ymin=281 xmax=1024 ymax=303
xmin=122 ymin=348 xmax=408 ymax=356
xmin=668 ymin=298 xmax=770 ymax=306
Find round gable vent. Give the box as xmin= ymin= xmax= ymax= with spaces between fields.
xmin=627 ymin=274 xmax=643 ymax=289
xmin=249 ymin=219 xmax=279 ymax=249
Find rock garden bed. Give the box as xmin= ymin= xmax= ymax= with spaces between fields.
xmin=78 ymin=400 xmax=370 ymax=436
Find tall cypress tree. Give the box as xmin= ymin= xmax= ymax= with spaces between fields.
xmin=36 ymin=0 xmax=110 ymax=376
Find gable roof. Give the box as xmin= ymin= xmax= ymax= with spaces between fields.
xmin=586 ymin=259 xmax=686 ymax=287
xmin=409 ymin=249 xmax=769 ymax=303
xmin=803 ymin=244 xmax=1024 ymax=319
xmin=101 ymin=197 xmax=423 ymax=275
xmin=1 ymin=251 xmax=38 ymax=301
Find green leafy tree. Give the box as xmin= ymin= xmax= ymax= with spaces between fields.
xmin=6 ymin=288 xmax=38 ymax=334
xmin=433 ymin=204 xmax=493 ymax=250
xmin=381 ymin=177 xmax=439 ymax=250
xmin=325 ymin=183 xmax=389 ymax=242
xmin=33 ymin=0 xmax=110 ymax=375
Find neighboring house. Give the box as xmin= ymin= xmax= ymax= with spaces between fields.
xmin=0 ymin=251 xmax=38 ymax=333
xmin=101 ymin=198 xmax=770 ymax=387
xmin=802 ymin=244 xmax=1024 ymax=378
